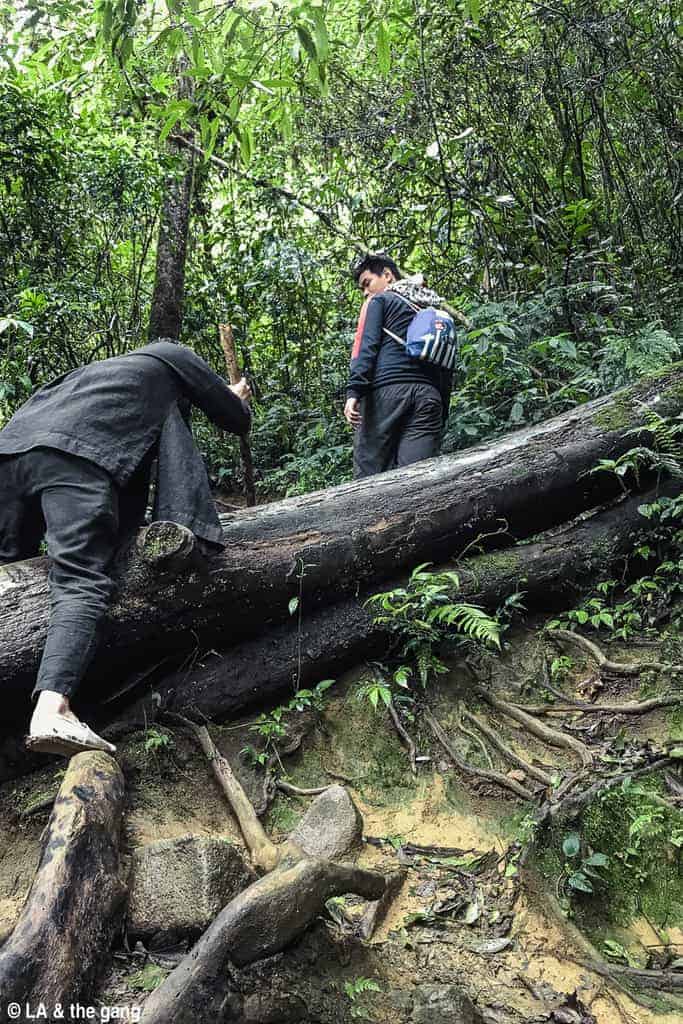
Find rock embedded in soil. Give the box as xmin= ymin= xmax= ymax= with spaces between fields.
xmin=289 ymin=785 xmax=363 ymax=860
xmin=127 ymin=835 xmax=255 ymax=943
xmin=409 ymin=984 xmax=484 ymax=1024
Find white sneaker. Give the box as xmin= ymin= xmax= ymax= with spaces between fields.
xmin=26 ymin=712 xmax=117 ymax=757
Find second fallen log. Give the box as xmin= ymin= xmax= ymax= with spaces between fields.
xmin=0 ymin=752 xmax=126 ymax=1021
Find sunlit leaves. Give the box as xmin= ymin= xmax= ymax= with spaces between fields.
xmin=376 ymin=21 xmax=391 ymax=75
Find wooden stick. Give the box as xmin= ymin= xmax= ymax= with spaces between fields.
xmin=219 ymin=323 xmax=256 ymax=507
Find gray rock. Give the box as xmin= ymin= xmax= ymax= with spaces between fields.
xmin=290 ymin=785 xmax=362 ymax=860
xmin=411 ymin=984 xmax=483 ymax=1024
xmin=127 ymin=835 xmax=255 ymax=942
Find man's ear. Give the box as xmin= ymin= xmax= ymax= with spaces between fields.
xmin=382 ymin=268 xmax=395 ymax=284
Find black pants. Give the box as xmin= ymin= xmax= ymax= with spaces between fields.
xmin=353 ymin=382 xmax=443 ymax=479
xmin=0 ymin=449 xmax=123 ymax=700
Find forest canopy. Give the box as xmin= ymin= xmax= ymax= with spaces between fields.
xmin=0 ymin=0 xmax=680 ymax=495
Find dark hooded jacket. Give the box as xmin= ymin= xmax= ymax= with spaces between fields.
xmin=0 ymin=341 xmax=249 ymax=545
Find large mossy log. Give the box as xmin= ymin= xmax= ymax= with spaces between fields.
xmin=0 ymin=752 xmax=126 ymax=1021
xmin=0 ymin=367 xmax=681 ymax=715
xmin=123 ymin=485 xmax=675 ymax=725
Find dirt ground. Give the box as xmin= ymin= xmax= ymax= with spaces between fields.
xmin=0 ymin=624 xmax=681 ymax=1023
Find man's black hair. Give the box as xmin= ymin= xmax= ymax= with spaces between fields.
xmin=351 ymin=253 xmax=402 ymax=285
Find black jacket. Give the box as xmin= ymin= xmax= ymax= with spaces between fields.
xmin=347 ymin=291 xmax=452 ymax=411
xmin=0 ymin=341 xmax=250 ymax=486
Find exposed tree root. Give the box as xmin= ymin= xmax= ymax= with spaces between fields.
xmin=544 ymin=756 xmax=674 ymax=825
xmin=455 ymin=703 xmax=494 ymax=770
xmin=476 ymin=689 xmax=594 ymax=766
xmin=519 ymin=694 xmax=682 ymax=716
xmin=424 ymin=710 xmax=535 ymax=801
xmin=0 ymin=752 xmax=126 ymax=1018
xmin=163 ymin=712 xmax=280 ymax=872
xmin=539 ymin=886 xmax=683 ymax=1002
xmin=547 ymin=628 xmax=683 ymax=678
xmin=357 ymin=869 xmax=408 ymax=940
xmin=388 ymin=700 xmax=417 ymax=775
xmin=275 ymin=780 xmax=330 ymax=797
xmin=140 ymin=858 xmax=386 ymax=1024
xmin=149 ymin=712 xmax=398 ymax=1024
xmin=462 ymin=708 xmax=553 ymax=787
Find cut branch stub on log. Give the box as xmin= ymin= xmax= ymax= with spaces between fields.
xmin=2 ymin=367 xmax=681 ymax=715
xmin=137 ymin=521 xmax=197 ymax=572
xmin=0 ymin=752 xmax=126 ymax=1019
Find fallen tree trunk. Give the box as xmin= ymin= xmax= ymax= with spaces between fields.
xmin=0 ymin=367 xmax=681 ymax=712
xmin=128 ymin=485 xmax=676 ymax=724
xmin=0 ymin=752 xmax=126 ymax=1021
xmin=0 ymin=485 xmax=673 ymax=782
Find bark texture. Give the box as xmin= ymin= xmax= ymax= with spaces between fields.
xmin=147 ymin=70 xmax=195 ymax=342
xmin=0 ymin=368 xmax=680 ymax=722
xmin=0 ymin=753 xmax=126 ymax=1021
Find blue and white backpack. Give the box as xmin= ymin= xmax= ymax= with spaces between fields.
xmin=382 ymin=280 xmax=460 ymax=372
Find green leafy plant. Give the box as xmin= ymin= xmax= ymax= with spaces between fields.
xmin=368 ymin=564 xmax=501 ymax=659
xmin=561 ymin=831 xmax=610 ymax=896
xmin=144 ymin=727 xmax=174 ymax=754
xmin=129 ymin=963 xmax=168 ymax=992
xmin=344 ymin=976 xmax=382 ymax=1019
xmin=360 ymin=565 xmax=504 ymax=713
xmin=602 ymin=939 xmax=639 ymax=967
xmin=241 ymin=678 xmax=335 ymax=766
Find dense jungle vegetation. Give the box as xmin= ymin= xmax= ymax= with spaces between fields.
xmin=0 ymin=0 xmax=680 ymax=497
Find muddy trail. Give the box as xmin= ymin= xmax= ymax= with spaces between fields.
xmin=1 ymin=620 xmax=681 ymax=1024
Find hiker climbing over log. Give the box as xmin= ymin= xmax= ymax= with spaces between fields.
xmin=0 ymin=340 xmax=251 ymax=756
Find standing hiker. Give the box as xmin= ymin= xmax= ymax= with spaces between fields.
xmin=0 ymin=340 xmax=251 ymax=756
xmin=344 ymin=254 xmax=456 ymax=479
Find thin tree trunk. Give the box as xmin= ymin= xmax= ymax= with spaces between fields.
xmin=147 ymin=68 xmax=195 ymax=341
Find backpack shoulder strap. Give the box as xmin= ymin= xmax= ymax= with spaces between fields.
xmin=387 ymin=288 xmax=421 ymax=313
xmin=382 ymin=326 xmax=406 ymax=346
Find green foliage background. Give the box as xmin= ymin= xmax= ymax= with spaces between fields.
xmin=1 ymin=0 xmax=680 ymax=494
